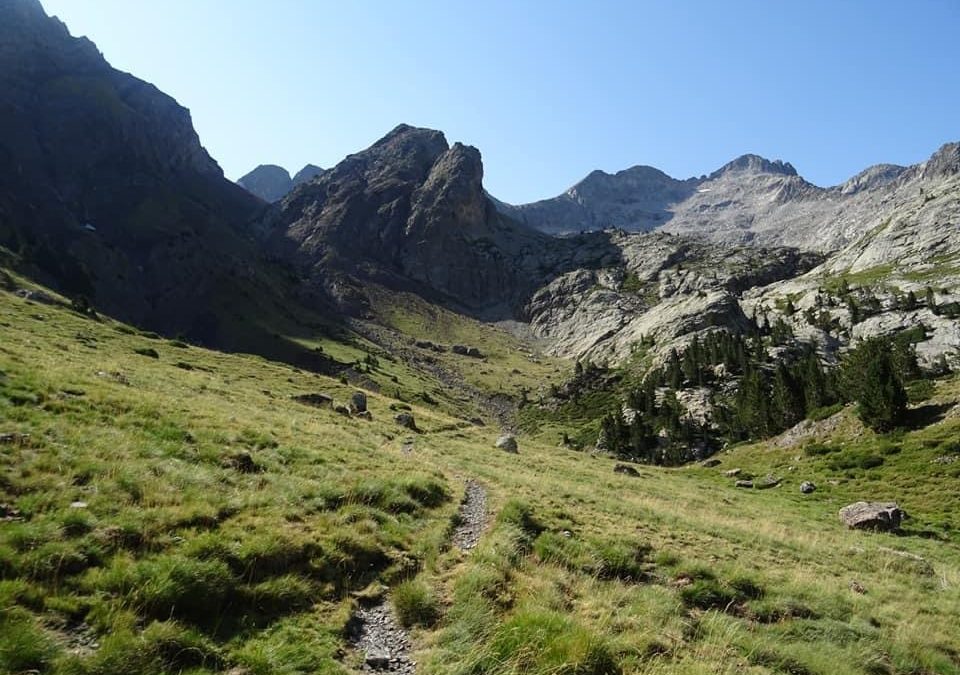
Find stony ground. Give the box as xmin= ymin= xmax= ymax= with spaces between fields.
xmin=451 ymin=479 xmax=488 ymax=550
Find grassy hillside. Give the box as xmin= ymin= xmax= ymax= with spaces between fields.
xmin=1 ymin=269 xmax=959 ymax=675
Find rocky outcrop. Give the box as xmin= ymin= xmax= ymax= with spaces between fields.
xmin=271 ymin=124 xmax=550 ymax=312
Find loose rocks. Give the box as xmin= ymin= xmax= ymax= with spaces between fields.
xmin=452 ymin=480 xmax=488 ymax=550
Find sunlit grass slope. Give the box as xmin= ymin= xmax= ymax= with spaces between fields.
xmin=1 ymin=268 xmax=958 ymax=675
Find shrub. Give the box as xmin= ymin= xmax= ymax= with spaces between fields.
xmin=392 ymin=579 xmax=440 ymax=628
xmin=133 ymin=347 xmax=159 ymax=359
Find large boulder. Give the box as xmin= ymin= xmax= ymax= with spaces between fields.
xmin=839 ymin=502 xmax=905 ymax=531
xmin=495 ymin=434 xmax=518 ymax=453
xmin=394 ymin=412 xmax=418 ymax=431
xmin=350 ymin=391 xmax=367 ymax=414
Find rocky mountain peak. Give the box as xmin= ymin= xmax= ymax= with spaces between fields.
xmin=292 ymin=164 xmax=324 ymax=186
xmin=923 ymin=141 xmax=960 ymax=179
xmin=839 ymin=163 xmax=907 ymax=195
xmin=237 ymin=164 xmax=292 ymax=202
xmin=711 ymin=154 xmax=798 ymax=178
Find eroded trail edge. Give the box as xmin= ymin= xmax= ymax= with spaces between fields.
xmin=349 ymin=479 xmax=489 ymax=672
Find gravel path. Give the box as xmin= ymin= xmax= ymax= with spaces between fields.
xmin=349 ymin=602 xmax=416 ymax=674
xmin=347 ymin=480 xmax=489 ymax=672
xmin=452 ymin=479 xmax=488 ymax=551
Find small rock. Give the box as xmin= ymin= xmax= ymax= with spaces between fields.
xmin=394 ymin=412 xmax=418 ymax=431
xmin=334 ymin=404 xmax=350 ymax=416
xmin=849 ymin=580 xmax=867 ymax=594
xmin=756 ymin=475 xmax=781 ymax=490
xmin=354 ymin=410 xmax=373 ymax=421
xmin=613 ymin=463 xmax=640 ymax=477
xmin=469 ymin=417 xmax=485 ymax=426
xmin=466 ymin=347 xmax=483 ymax=358
xmin=0 ymin=432 xmax=30 ymax=445
xmin=350 ymin=391 xmax=368 ymax=413
xmin=723 ymin=468 xmax=741 ymax=477
xmin=700 ymin=458 xmax=721 ymax=468
xmin=365 ymin=646 xmax=392 ymax=670
xmin=495 ymin=434 xmax=518 ymax=453
xmin=735 ymin=480 xmax=754 ymax=489
xmin=451 ymin=345 xmax=468 ymax=355
xmin=70 ymin=501 xmax=88 ymax=509
xmin=800 ymin=481 xmax=816 ymax=494
xmin=839 ymin=502 xmax=905 ymax=531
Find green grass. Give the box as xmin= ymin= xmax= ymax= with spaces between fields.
xmin=2 ymin=267 xmax=960 ymax=674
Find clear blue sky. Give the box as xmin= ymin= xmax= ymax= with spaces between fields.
xmin=41 ymin=0 xmax=960 ymax=203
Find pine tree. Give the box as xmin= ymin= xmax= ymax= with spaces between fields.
xmin=841 ymin=337 xmax=907 ymax=432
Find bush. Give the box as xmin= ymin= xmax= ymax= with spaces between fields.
xmin=392 ymin=579 xmax=440 ymax=628
xmin=133 ymin=347 xmax=159 ymax=359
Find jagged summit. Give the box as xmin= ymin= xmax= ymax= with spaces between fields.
xmin=710 ymin=153 xmax=798 ymax=178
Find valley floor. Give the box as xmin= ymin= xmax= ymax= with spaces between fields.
xmin=1 ymin=270 xmax=959 ymax=675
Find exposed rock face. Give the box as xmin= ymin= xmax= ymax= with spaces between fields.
xmin=523 ymin=231 xmax=820 ymax=363
xmin=497 ymin=145 xmax=959 ymax=255
xmin=839 ymin=502 xmax=905 ymax=531
xmin=270 ymin=124 xmax=551 ymax=312
xmin=498 ymin=165 xmax=699 ymax=235
xmin=238 ymin=165 xmax=293 ymax=202
xmin=0 ymin=0 xmax=268 ymax=339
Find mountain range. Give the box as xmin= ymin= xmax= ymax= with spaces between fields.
xmin=4 ymin=0 xmax=959 ymax=376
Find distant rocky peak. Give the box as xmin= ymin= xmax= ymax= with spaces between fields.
xmin=839 ymin=163 xmax=907 ymax=195
xmin=922 ymin=141 xmax=960 ymax=179
xmin=711 ymin=154 xmax=798 ymax=178
xmin=237 ymin=164 xmax=292 ymax=202
xmin=292 ymin=164 xmax=324 ymax=186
